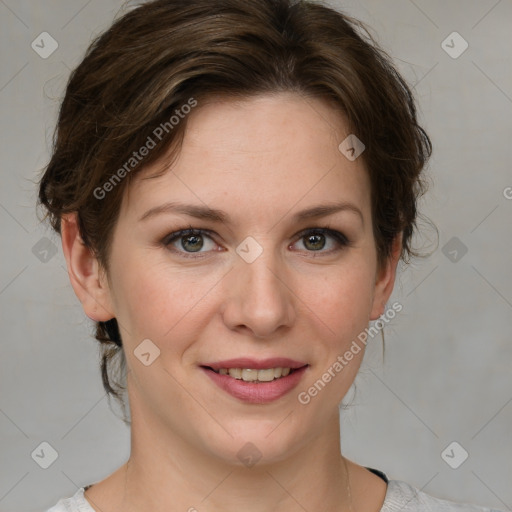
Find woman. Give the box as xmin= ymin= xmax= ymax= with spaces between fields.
xmin=39 ymin=0 xmax=502 ymax=510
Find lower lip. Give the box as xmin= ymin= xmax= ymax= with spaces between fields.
xmin=202 ymin=366 xmax=308 ymax=404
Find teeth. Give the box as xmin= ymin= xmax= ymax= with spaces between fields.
xmin=242 ymin=369 xmax=258 ymax=381
xmin=257 ymin=368 xmax=277 ymax=382
xmin=228 ymin=368 xmax=242 ymax=379
xmin=217 ymin=367 xmax=292 ymax=382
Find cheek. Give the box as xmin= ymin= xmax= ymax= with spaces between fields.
xmin=299 ymin=268 xmax=374 ymax=401
xmin=110 ymin=255 xmax=221 ymax=344
xmin=304 ymin=262 xmax=375 ymax=339
xmin=109 ymin=231 xmax=377 ymax=351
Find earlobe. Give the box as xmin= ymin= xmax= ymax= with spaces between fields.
xmin=369 ymin=234 xmax=402 ymax=321
xmin=60 ymin=213 xmax=114 ymax=322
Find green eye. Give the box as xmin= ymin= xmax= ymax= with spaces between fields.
xmin=163 ymin=226 xmax=350 ymax=259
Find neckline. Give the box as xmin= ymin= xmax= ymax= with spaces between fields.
xmin=80 ymin=467 xmax=390 ymax=510
xmin=78 ymin=485 xmax=402 ymax=512
xmin=78 ymin=484 xmax=399 ymax=512
xmin=365 ymin=466 xmax=389 ymax=483
xmin=82 ymin=468 xmax=388 ymax=490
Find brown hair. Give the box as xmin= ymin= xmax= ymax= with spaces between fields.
xmin=38 ymin=0 xmax=432 ymax=421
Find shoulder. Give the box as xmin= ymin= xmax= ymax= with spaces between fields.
xmin=45 ymin=487 xmax=93 ymax=512
xmin=382 ymin=480 xmax=505 ymax=512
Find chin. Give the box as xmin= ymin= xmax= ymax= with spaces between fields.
xmin=198 ymin=417 xmax=310 ymax=468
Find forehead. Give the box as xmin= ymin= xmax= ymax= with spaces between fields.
xmin=122 ymin=93 xmax=371 ymax=224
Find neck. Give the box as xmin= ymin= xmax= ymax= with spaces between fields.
xmin=119 ymin=408 xmax=352 ymax=512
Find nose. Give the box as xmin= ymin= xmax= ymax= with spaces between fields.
xmin=221 ymin=247 xmax=296 ymax=339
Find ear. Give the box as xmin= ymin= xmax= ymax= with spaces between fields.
xmin=369 ymin=233 xmax=402 ymax=321
xmin=60 ymin=213 xmax=115 ymax=322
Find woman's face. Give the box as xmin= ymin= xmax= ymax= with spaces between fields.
xmin=99 ymin=92 xmax=398 ymax=464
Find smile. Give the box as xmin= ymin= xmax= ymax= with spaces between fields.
xmin=201 ymin=361 xmax=309 ymax=404
xmin=212 ymin=367 xmax=293 ymax=382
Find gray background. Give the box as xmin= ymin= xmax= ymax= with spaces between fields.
xmin=0 ymin=0 xmax=511 ymax=510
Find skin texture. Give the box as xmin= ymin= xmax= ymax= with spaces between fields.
xmin=61 ymin=92 xmax=401 ymax=512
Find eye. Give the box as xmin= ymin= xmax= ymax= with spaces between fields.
xmin=163 ymin=226 xmax=217 ymax=258
xmin=162 ymin=226 xmax=350 ymax=258
xmin=290 ymin=228 xmax=350 ymax=253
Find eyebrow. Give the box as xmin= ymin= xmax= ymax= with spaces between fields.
xmin=138 ymin=200 xmax=364 ymax=226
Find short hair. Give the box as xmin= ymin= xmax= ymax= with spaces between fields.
xmin=38 ymin=0 xmax=432 ymax=421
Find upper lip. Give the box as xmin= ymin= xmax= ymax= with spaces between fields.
xmin=202 ymin=358 xmax=308 ymax=371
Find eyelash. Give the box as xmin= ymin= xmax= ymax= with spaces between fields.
xmin=162 ymin=225 xmax=350 ymax=259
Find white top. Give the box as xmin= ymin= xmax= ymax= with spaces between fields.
xmin=45 ymin=479 xmax=504 ymax=512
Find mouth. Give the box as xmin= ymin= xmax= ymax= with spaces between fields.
xmin=203 ymin=366 xmax=302 ymax=382
xmin=200 ymin=358 xmax=309 ymax=403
